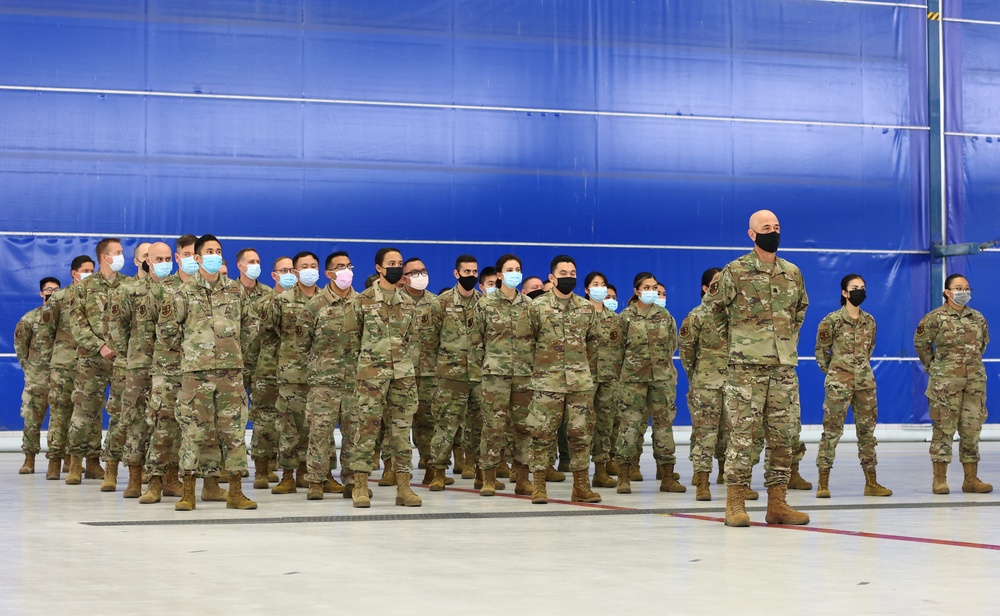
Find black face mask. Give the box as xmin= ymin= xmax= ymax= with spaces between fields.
xmin=526 ymin=289 xmax=545 ymax=300
xmin=141 ymin=261 xmax=150 ymax=273
xmin=457 ymin=275 xmax=478 ymax=292
xmin=754 ymin=231 xmax=780 ymax=254
xmin=847 ymin=289 xmax=866 ymax=307
xmin=43 ymin=294 xmax=53 ymax=303
xmin=383 ymin=267 xmax=403 ymax=285
xmin=555 ymin=277 xmax=576 ymax=295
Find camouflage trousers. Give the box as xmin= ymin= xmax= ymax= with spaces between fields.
xmin=249 ymin=375 xmax=279 ymax=460
xmin=411 ymin=376 xmax=437 ymax=463
xmin=304 ymin=385 xmax=355 ymax=485
xmin=590 ymin=382 xmax=617 ymax=465
xmin=430 ymin=379 xmax=481 ymax=469
xmin=101 ymin=366 xmax=130 ymax=463
xmin=816 ymin=384 xmax=879 ymax=469
xmin=45 ymin=366 xmax=76 ymax=459
xmin=614 ymin=381 xmax=678 ymax=466
xmin=19 ymin=367 xmax=50 ymax=454
xmin=175 ymin=369 xmax=249 ymax=476
xmin=716 ymin=400 xmax=765 ymax=470
xmin=121 ymin=369 xmax=153 ymax=467
xmin=724 ymin=365 xmax=799 ymax=488
xmin=928 ymin=376 xmax=987 ymax=464
xmin=462 ymin=383 xmax=484 ymax=465
xmin=68 ymin=355 xmax=120 ymax=458
xmin=275 ymin=382 xmax=309 ymax=471
xmin=527 ymin=390 xmax=595 ymax=473
xmin=144 ymin=374 xmax=181 ymax=477
xmin=479 ymin=375 xmax=532 ymax=470
xmin=349 ymin=377 xmax=417 ymax=475
xmin=688 ymin=386 xmax=724 ymax=473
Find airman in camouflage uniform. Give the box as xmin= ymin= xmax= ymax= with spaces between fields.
xmin=65 ymin=239 xmax=125 ymax=487
xmin=814 ymin=274 xmax=892 ymax=498
xmin=37 ymin=256 xmax=94 ymax=479
xmin=915 ymin=274 xmax=991 ymax=495
xmin=401 ymin=258 xmax=439 ymax=474
xmin=14 ymin=277 xmax=60 ymax=474
xmin=525 ymin=255 xmax=602 ymax=504
xmin=584 ymin=278 xmax=624 ymax=490
xmin=346 ymin=248 xmax=421 ymax=508
xmin=165 ymin=234 xmax=258 ymax=511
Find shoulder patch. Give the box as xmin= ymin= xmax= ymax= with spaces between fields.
xmin=421 ymin=314 xmax=429 ymax=325
xmin=916 ymin=324 xmax=925 ymax=336
xmin=161 ymin=304 xmax=172 ymax=318
xmin=708 ymin=281 xmax=719 ymax=295
xmin=819 ymin=330 xmax=830 ymax=342
xmin=138 ymin=304 xmax=147 ymax=317
xmin=679 ymin=324 xmax=690 ymax=338
xmin=609 ymin=330 xmax=619 ymax=342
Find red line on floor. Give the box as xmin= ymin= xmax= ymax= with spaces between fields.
xmin=412 ymin=483 xmax=635 ymax=511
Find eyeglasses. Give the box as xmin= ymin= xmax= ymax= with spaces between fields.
xmin=42 ymin=287 xmax=60 ymax=293
xmin=328 ymin=264 xmax=354 ymax=272
xmin=275 ymin=268 xmax=294 ymax=275
xmin=948 ymin=286 xmax=972 ymax=292
xmin=404 ymin=269 xmax=428 ymax=277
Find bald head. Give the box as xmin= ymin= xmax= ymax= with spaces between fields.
xmin=748 ymin=209 xmax=781 ymax=257
xmin=148 ymin=242 xmax=171 ymax=260
xmin=749 ymin=210 xmax=779 ymax=233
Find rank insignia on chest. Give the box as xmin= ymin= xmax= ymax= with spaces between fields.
xmin=421 ymin=314 xmax=429 ymax=325
xmin=295 ymin=325 xmax=303 ymax=337
xmin=111 ymin=304 xmax=120 ymax=316
xmin=161 ymin=304 xmax=171 ymax=318
xmin=467 ymin=317 xmax=474 ymax=328
xmin=609 ymin=330 xmax=619 ymax=342
xmin=819 ymin=331 xmax=830 ymax=342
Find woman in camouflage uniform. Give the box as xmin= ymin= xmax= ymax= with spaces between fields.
xmin=583 ymin=272 xmax=624 ymax=489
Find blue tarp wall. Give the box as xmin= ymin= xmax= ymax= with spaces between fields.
xmin=0 ymin=1 xmax=996 ymax=430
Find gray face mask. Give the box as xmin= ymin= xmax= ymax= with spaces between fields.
xmin=951 ymin=290 xmax=971 ymax=307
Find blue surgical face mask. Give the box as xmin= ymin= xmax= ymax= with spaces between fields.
xmin=109 ymin=254 xmax=125 ymax=272
xmin=484 ymin=286 xmax=498 ymax=295
xmin=180 ymin=256 xmax=200 ymax=275
xmin=603 ymin=298 xmax=618 ymax=312
xmin=279 ymin=273 xmax=297 ymax=289
xmin=152 ymin=261 xmax=173 ymax=279
xmin=588 ymin=286 xmax=608 ymax=302
xmin=654 ymin=297 xmax=666 ymax=308
xmin=502 ymin=272 xmax=523 ymax=289
xmin=201 ymin=254 xmax=223 ymax=274
xmin=639 ymin=290 xmax=658 ymax=305
xmin=298 ymin=268 xmax=319 ymax=287
xmin=244 ymin=263 xmax=261 ymax=281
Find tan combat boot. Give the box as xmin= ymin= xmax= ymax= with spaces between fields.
xmin=545 ymin=465 xmax=566 ymax=483
xmin=123 ymin=465 xmax=143 ymax=498
xmin=765 ymin=484 xmax=810 ymax=525
xmin=227 ymin=473 xmax=258 ymax=510
xmin=65 ymin=455 xmax=84 ymax=485
xmin=571 ymin=471 xmax=602 ymax=503
xmin=420 ymin=465 xmax=433 ymax=485
xmin=174 ymin=474 xmax=197 ymax=511
xmin=271 ymin=469 xmax=297 ymax=494
xmin=46 ymin=457 xmax=61 ymax=481
xmin=962 ymin=462 xmax=993 ymax=493
xmin=658 ymin=464 xmax=687 ymax=493
xmin=787 ymin=463 xmax=813 ymax=490
xmin=307 ymin=482 xmax=324 ymax=500
xmin=745 ymin=471 xmax=760 ymax=500
xmin=202 ymin=476 xmax=228 ymax=501
xmin=932 ymin=461 xmax=949 ymax=494
xmin=461 ymin=452 xmax=476 ymax=480
xmin=863 ymin=466 xmax=892 ymax=496
xmin=19 ymin=453 xmax=35 ymax=474
xmin=531 ymin=471 xmax=548 ymax=504
xmin=378 ymin=459 xmax=396 ymax=487
xmin=616 ymin=463 xmax=632 ymax=494
xmin=630 ymin=458 xmax=644 ymax=481
xmin=395 ymin=472 xmax=422 ymax=507
xmin=816 ymin=468 xmax=831 ymax=498
xmin=592 ymin=462 xmax=616 ymax=488
xmin=606 ymin=459 xmax=620 ymax=477
xmin=428 ymin=467 xmax=446 ymax=492
xmin=267 ymin=458 xmax=279 ymax=483
xmin=480 ymin=468 xmax=498 ymax=497
xmin=694 ymin=471 xmax=711 ymax=501
xmin=62 ymin=459 xmax=70 ymax=473
xmin=323 ymin=472 xmax=345 ymax=494
xmin=139 ymin=475 xmax=163 ymax=504
xmin=497 ymin=452 xmax=511 ymax=479
xmin=100 ymin=461 xmax=119 ymax=492
xmin=451 ymin=447 xmax=466 ymax=475
xmin=716 ymin=460 xmax=725 ymax=485
xmin=253 ymin=457 xmax=270 ymax=490
xmin=163 ymin=465 xmax=184 ymax=497
xmin=513 ymin=462 xmax=534 ymax=496
xmin=295 ymin=461 xmax=308 ymax=488
xmin=84 ymin=457 xmax=104 ymax=479
xmin=352 ymin=472 xmax=371 ymax=508
xmin=724 ymin=485 xmax=750 ymax=527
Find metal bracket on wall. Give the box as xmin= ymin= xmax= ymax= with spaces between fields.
xmin=931 ymin=238 xmax=1000 ymax=259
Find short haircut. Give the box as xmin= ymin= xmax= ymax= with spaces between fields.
xmin=235 ymin=248 xmax=259 ymax=264
xmin=454 ymin=254 xmax=477 ymax=271
xmin=132 ymin=244 xmax=149 ymax=260
xmin=494 ymin=253 xmax=521 ymax=272
xmin=522 ymin=276 xmax=542 ymax=288
xmin=176 ymin=234 xmax=198 ymax=252
xmin=273 ymin=256 xmax=292 ymax=269
xmin=325 ymin=251 xmax=350 ymax=271
xmin=194 ymin=234 xmax=221 ymax=255
xmin=403 ymin=257 xmax=424 ymax=267
xmin=375 ymin=247 xmax=402 ymax=267
xmin=95 ymin=238 xmax=122 ymax=259
xmin=39 ymin=276 xmax=61 ymax=291
xmin=71 ymin=255 xmax=94 ymax=271
xmin=478 ymin=266 xmax=496 ymax=283
xmin=292 ymin=251 xmax=319 ymax=268
xmin=549 ymin=255 xmax=575 ymax=274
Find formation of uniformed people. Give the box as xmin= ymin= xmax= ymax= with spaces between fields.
xmin=12 ymin=210 xmax=993 ymax=527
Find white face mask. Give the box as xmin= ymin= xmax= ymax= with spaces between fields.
xmin=109 ymin=254 xmax=125 ymax=272
xmin=78 ymin=272 xmax=92 ymax=281
xmin=408 ymin=273 xmax=429 ymax=291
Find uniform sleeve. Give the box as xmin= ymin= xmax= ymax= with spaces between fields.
xmin=105 ymin=286 xmax=132 ymax=358
xmin=814 ymin=315 xmax=833 ymax=374
xmin=70 ymin=284 xmax=105 ymax=354
xmin=585 ymin=308 xmax=600 ymax=370
xmin=913 ymin=313 xmax=937 ymax=372
xmin=37 ymin=301 xmax=59 ymax=346
xmin=868 ymin=318 xmax=877 ymax=360
xmin=344 ymin=296 xmax=363 ymax=346
xmin=666 ymin=314 xmax=678 ymax=356
xmin=299 ymin=303 xmax=318 ymax=357
xmin=704 ymin=266 xmax=737 ymax=313
xmin=13 ymin=315 xmax=31 ymax=366
xmin=155 ymin=289 xmax=183 ymax=352
xmin=239 ymin=295 xmax=259 ymax=360
xmin=678 ymin=313 xmax=700 ymax=377
xmin=793 ymin=272 xmax=808 ymax=334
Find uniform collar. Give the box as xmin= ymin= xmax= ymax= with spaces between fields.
xmin=324 ymin=284 xmax=355 ymax=303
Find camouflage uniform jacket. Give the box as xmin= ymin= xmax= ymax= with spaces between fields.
xmin=39 ymin=285 xmax=80 ymax=368
xmin=706 ymin=251 xmax=808 ymax=366
xmin=476 ymin=290 xmax=534 ymax=378
xmin=239 ymin=282 xmax=273 ymax=379
xmin=106 ymin=276 xmax=159 ymax=370
xmin=300 ymin=285 xmax=360 ymax=389
xmin=588 ymin=305 xmax=624 ymax=384
xmin=815 ymin=307 xmax=876 ymax=390
xmin=347 ymin=283 xmax=417 ymax=381
xmin=914 ymin=304 xmax=989 ymax=381
xmin=265 ymin=284 xmax=319 ymax=384
xmin=71 ymin=272 xmax=123 ymax=364
xmin=679 ymin=298 xmax=728 ymax=390
xmin=527 ymin=292 xmax=598 ymax=393
xmin=408 ymin=289 xmax=439 ymax=378
xmin=167 ymin=273 xmax=257 ymax=373
xmin=431 ymin=286 xmax=484 ymax=383
xmin=618 ymin=302 xmax=678 ymax=385
xmin=148 ymin=276 xmax=182 ymax=377
xmin=14 ymin=306 xmax=53 ymax=371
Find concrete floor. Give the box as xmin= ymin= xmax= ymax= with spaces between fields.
xmin=1 ymin=441 xmax=996 ymax=616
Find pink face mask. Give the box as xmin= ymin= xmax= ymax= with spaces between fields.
xmin=334 ymin=269 xmax=354 ymax=290
xmin=408 ymin=273 xmax=430 ymax=291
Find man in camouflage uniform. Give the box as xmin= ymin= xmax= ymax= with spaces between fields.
xmin=266 ymin=251 xmax=322 ymax=494
xmin=132 ymin=242 xmax=151 ymax=279
xmin=234 ymin=248 xmax=270 ymax=481
xmin=106 ymin=242 xmax=173 ymax=498
xmin=37 ymin=256 xmax=93 ymax=480
xmin=65 ymin=238 xmax=126 ymax=487
xmin=705 ymin=210 xmax=810 ymax=527
xmin=426 ymin=255 xmax=488 ymax=492
xmin=525 ymin=255 xmax=602 ymax=504
xmin=15 ymin=277 xmax=61 ymax=474
xmin=164 ymin=234 xmax=258 ymax=511
xmin=297 ymin=251 xmax=360 ymax=500
xmin=401 ymin=257 xmax=441 ymax=479
xmin=138 ymin=235 xmax=196 ymax=504
xmin=346 ymin=247 xmax=422 ymax=508
xmin=915 ymin=274 xmax=991 ymax=494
